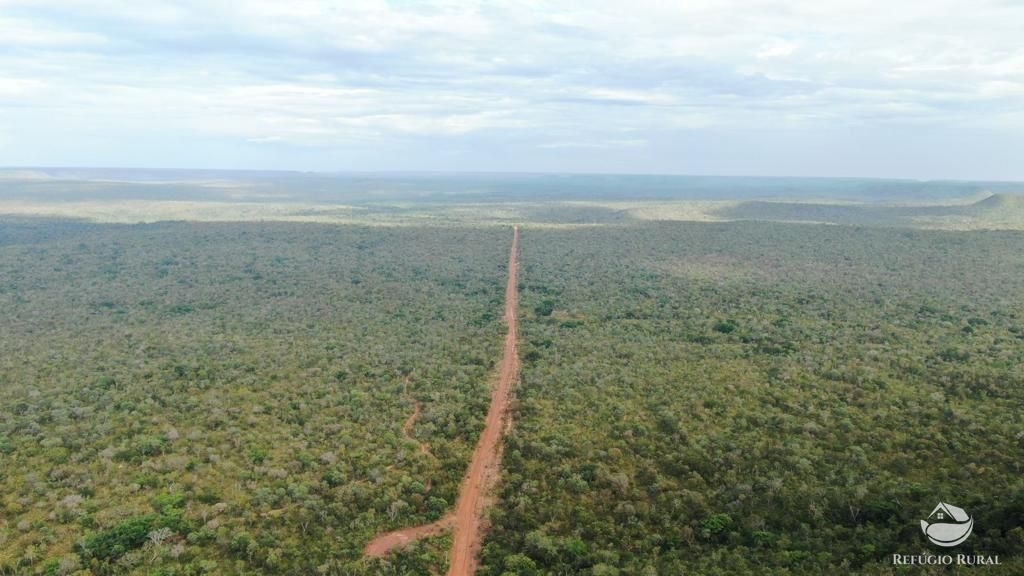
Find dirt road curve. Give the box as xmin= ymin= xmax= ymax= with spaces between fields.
xmin=363 ymin=514 xmax=454 ymax=557
xmin=363 ymin=226 xmax=521 ymax=575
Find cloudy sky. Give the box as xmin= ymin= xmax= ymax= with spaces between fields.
xmin=1 ymin=0 xmax=1023 ymax=179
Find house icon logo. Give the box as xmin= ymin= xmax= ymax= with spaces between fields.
xmin=921 ymin=502 xmax=973 ymax=547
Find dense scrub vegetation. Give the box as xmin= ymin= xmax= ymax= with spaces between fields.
xmin=0 ymin=220 xmax=507 ymax=575
xmin=4 ymin=215 xmax=1023 ymax=575
xmin=482 ymin=222 xmax=1024 ymax=575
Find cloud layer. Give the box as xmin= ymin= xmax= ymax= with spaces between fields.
xmin=1 ymin=0 xmax=1022 ymax=179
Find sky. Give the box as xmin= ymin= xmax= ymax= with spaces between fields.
xmin=1 ymin=0 xmax=1023 ymax=180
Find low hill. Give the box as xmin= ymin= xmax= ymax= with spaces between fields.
xmin=715 ymin=192 xmax=1024 ymax=229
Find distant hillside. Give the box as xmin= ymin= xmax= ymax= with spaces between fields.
xmin=937 ymin=192 xmax=1024 ymax=228
xmin=964 ymin=192 xmax=1024 ymax=213
xmin=716 ymin=192 xmax=1024 ymax=229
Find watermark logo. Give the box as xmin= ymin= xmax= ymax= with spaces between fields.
xmin=921 ymin=502 xmax=973 ymax=547
xmin=892 ymin=501 xmax=1000 ymax=566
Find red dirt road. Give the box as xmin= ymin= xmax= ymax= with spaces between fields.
xmin=447 ymin=225 xmax=520 ymax=576
xmin=364 ymin=226 xmax=521 ymax=575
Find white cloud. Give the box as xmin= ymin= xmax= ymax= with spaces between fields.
xmin=757 ymin=38 xmax=799 ymax=60
xmin=0 ymin=16 xmax=108 ymax=47
xmin=583 ymin=89 xmax=675 ymax=106
xmin=539 ymin=139 xmax=647 ymax=149
xmin=0 ymin=76 xmax=47 ymax=97
xmin=0 ymin=0 xmax=1022 ymax=175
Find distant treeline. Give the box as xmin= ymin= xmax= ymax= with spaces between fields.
xmin=2 ymin=168 xmax=1021 ymax=204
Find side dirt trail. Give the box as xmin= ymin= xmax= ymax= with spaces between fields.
xmin=364 ymin=226 xmax=521 ymax=576
xmin=402 ymin=401 xmax=434 ymax=457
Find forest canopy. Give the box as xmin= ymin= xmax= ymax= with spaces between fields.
xmin=1 ymin=216 xmax=1022 ymax=574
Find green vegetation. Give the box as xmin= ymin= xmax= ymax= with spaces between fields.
xmin=0 ymin=220 xmax=506 ymax=574
xmin=482 ymin=222 xmax=1024 ymax=575
xmin=3 ymin=205 xmax=1024 ymax=575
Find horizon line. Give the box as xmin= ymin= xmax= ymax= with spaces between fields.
xmin=3 ymin=166 xmax=1023 ymax=186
